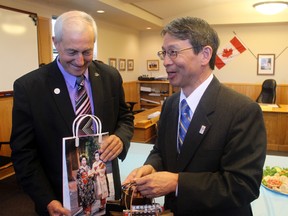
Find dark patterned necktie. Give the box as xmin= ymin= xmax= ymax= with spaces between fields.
xmin=178 ymin=99 xmax=191 ymax=153
xmin=75 ymin=75 xmax=93 ymax=134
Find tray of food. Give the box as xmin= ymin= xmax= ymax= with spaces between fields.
xmin=262 ymin=166 xmax=288 ymax=196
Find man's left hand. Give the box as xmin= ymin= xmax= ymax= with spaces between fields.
xmin=99 ymin=135 xmax=123 ymax=162
xmin=135 ymin=171 xmax=178 ymax=198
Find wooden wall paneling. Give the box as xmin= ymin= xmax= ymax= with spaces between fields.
xmin=224 ymin=83 xmax=261 ymax=101
xmin=277 ymin=85 xmax=288 ymax=104
xmin=38 ymin=16 xmax=53 ymax=65
xmin=0 ymin=96 xmax=13 ymax=157
xmin=122 ymin=82 xmax=288 ymax=108
xmin=224 ymin=83 xmax=288 ymax=105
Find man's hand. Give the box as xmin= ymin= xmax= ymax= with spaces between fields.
xmin=47 ymin=200 xmax=70 ymax=216
xmin=135 ymin=171 xmax=178 ymax=198
xmin=123 ymin=165 xmax=156 ymax=185
xmin=99 ymin=135 xmax=123 ymax=162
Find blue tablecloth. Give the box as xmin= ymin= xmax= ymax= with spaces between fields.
xmin=119 ymin=143 xmax=288 ymax=215
xmin=252 ymin=155 xmax=288 ymax=216
xmin=252 ymin=185 xmax=288 ymax=216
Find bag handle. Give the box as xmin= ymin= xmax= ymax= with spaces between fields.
xmin=72 ymin=114 xmax=103 ymax=147
xmin=122 ymin=183 xmax=161 ymax=215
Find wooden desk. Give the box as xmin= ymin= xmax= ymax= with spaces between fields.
xmin=132 ymin=106 xmax=162 ymax=143
xmin=131 ymin=104 xmax=288 ymax=150
xmin=260 ymin=104 xmax=288 ymax=152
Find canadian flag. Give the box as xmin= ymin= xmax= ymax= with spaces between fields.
xmin=215 ymin=36 xmax=246 ymax=70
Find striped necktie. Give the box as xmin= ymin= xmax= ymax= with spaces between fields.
xmin=178 ymin=99 xmax=191 ymax=153
xmin=75 ymin=75 xmax=93 ymax=134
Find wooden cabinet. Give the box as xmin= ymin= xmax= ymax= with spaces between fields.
xmin=137 ymin=81 xmax=178 ymax=109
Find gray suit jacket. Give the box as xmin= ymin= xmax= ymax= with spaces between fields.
xmin=10 ymin=60 xmax=134 ymax=215
xmin=145 ymin=76 xmax=266 ymax=216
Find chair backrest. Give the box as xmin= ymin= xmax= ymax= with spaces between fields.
xmin=256 ymin=79 xmax=277 ymax=104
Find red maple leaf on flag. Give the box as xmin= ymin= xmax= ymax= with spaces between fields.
xmin=215 ymin=36 xmax=246 ymax=70
xmin=222 ymin=48 xmax=233 ymax=58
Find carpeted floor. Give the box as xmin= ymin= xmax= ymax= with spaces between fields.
xmin=0 ymin=174 xmax=37 ymax=216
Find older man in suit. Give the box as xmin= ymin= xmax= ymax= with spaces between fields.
xmin=124 ymin=17 xmax=266 ymax=216
xmin=10 ymin=11 xmax=134 ymax=215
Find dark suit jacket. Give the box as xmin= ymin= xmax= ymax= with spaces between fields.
xmin=145 ymin=76 xmax=266 ymax=216
xmin=10 ymin=60 xmax=134 ymax=215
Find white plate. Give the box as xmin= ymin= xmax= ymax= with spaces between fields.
xmin=261 ymin=183 xmax=288 ymax=196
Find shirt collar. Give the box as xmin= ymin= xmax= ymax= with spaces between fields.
xmin=56 ymin=56 xmax=89 ymax=88
xmin=180 ymin=74 xmax=213 ymax=114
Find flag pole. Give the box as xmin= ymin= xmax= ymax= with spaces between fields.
xmin=233 ymin=31 xmax=257 ymax=59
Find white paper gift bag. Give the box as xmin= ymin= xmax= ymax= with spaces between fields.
xmin=62 ymin=114 xmax=115 ymax=216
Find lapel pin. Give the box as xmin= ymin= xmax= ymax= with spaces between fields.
xmin=54 ymin=88 xmax=60 ymax=94
xmin=94 ymin=72 xmax=99 ymax=77
xmin=199 ymin=125 xmax=206 ymax=134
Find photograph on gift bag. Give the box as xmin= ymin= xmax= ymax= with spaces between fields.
xmin=63 ymin=134 xmax=115 ymax=216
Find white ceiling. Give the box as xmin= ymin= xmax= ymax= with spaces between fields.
xmin=17 ymin=0 xmax=288 ymax=31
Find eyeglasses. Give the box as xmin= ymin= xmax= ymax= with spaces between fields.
xmin=157 ymin=47 xmax=193 ymax=60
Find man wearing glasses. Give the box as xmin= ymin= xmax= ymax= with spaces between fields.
xmin=124 ymin=17 xmax=266 ymax=216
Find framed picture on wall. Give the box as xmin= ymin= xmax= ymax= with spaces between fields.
xmin=257 ymin=54 xmax=275 ymax=75
xmin=108 ymin=58 xmax=117 ymax=68
xmin=119 ymin=59 xmax=126 ymax=71
xmin=127 ymin=59 xmax=134 ymax=71
xmin=147 ymin=60 xmax=159 ymax=71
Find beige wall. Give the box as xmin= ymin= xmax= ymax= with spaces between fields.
xmin=138 ymin=24 xmax=288 ymax=85
xmin=139 ymin=30 xmax=166 ymax=78
xmin=96 ymin=20 xmax=140 ymax=81
xmin=214 ymin=23 xmax=288 ymax=84
xmin=1 ymin=0 xmax=288 ymax=84
xmin=0 ymin=0 xmax=141 ymax=81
